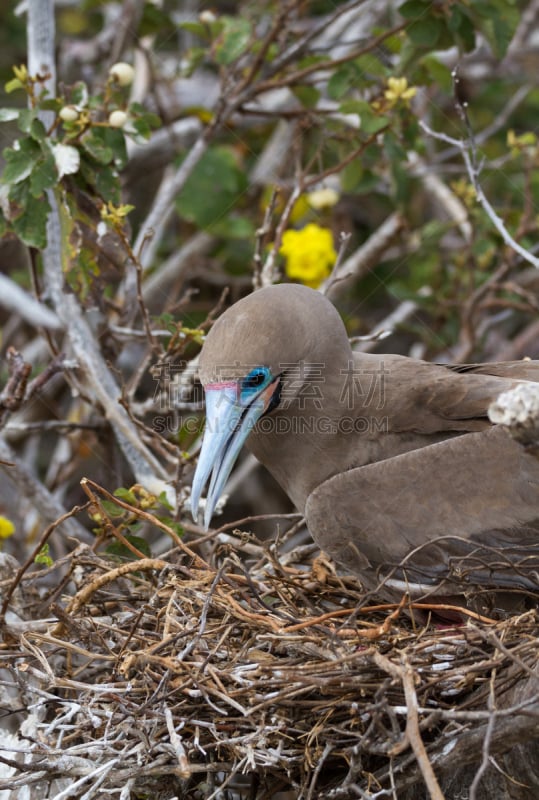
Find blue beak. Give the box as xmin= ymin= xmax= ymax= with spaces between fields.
xmin=191 ymin=378 xmax=279 ymax=529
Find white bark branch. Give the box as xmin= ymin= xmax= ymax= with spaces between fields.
xmin=420 ymin=120 xmax=539 ymax=270
xmin=0 ymin=274 xmax=61 ymax=330
xmin=26 ymin=0 xmax=168 ymax=491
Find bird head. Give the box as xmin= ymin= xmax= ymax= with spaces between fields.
xmin=191 ymin=284 xmax=350 ymax=527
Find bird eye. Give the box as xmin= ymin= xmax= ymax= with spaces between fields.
xmin=241 ymin=367 xmax=270 ymax=393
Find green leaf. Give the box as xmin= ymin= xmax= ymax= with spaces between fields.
xmin=458 ymin=18 xmax=477 ymax=52
xmin=362 ymin=114 xmax=389 ymax=135
xmin=178 ymin=20 xmax=209 ymax=38
xmin=104 ymin=127 xmax=128 ymax=168
xmin=41 ymin=98 xmax=62 ymax=113
xmin=78 ymin=156 xmax=120 ymax=202
xmin=470 ymin=2 xmax=519 ymax=59
xmin=385 ymin=133 xmax=408 ymax=165
xmin=355 ymin=53 xmax=388 ymax=79
xmin=176 ymin=145 xmax=247 ymax=229
xmin=101 ymin=500 xmax=126 ymax=518
xmin=130 ymin=102 xmax=161 ymax=124
xmin=35 ymin=543 xmax=53 ymax=567
xmin=71 ymin=81 xmax=89 ymax=107
xmin=81 ymin=129 xmax=113 ymax=164
xmin=124 ymin=104 xmax=161 ymax=144
xmin=30 ymin=151 xmax=58 ymax=196
xmin=420 ymin=56 xmax=452 ymax=92
xmin=209 ymin=214 xmax=255 ymax=239
xmin=17 ymin=109 xmax=36 ymax=133
xmin=340 ymin=100 xmax=388 ymax=134
xmin=30 ymin=118 xmax=47 ymax=142
xmin=340 ymin=159 xmax=364 ymax=192
xmin=129 ymin=116 xmax=153 ymax=141
xmin=448 ymin=5 xmax=463 ymax=32
xmin=407 ymin=16 xmax=443 ymax=47
xmin=114 ymin=487 xmax=138 ymax=505
xmin=448 ymin=8 xmax=476 ymax=52
xmin=160 ymin=517 xmax=184 ymax=538
xmin=292 ymin=85 xmax=320 ymax=108
xmin=5 ymin=78 xmax=24 ymax=93
xmin=181 ymin=46 xmax=207 ymax=77
xmin=392 ymin=166 xmax=414 ymax=207
xmin=215 ymin=16 xmax=251 ymax=65
xmin=399 ymin=0 xmax=430 ymax=19
xmin=129 ymin=103 xmax=161 ymax=129
xmin=327 ymin=63 xmax=359 ymax=101
xmin=0 ymin=109 xmax=20 ymax=122
xmin=339 ymin=99 xmax=368 ymax=118
xmin=94 ymin=164 xmax=121 ymax=202
xmin=2 ymin=138 xmax=41 ymax=184
xmin=139 ymin=3 xmax=175 ymax=37
xmin=12 ymin=191 xmax=50 ymax=248
xmin=106 ymin=534 xmax=152 ymax=560
xmin=158 ymin=491 xmax=174 ymax=511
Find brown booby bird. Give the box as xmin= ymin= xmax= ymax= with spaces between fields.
xmin=191 ymin=284 xmax=539 ymax=602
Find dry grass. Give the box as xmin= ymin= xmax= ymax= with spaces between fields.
xmin=1 ymin=525 xmax=539 ymax=799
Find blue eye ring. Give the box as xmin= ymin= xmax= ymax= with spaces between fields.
xmin=241 ymin=366 xmax=271 ymax=394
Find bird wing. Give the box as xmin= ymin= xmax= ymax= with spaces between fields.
xmin=375 ymin=355 xmax=539 ymax=435
xmin=305 ymin=425 xmax=539 ymax=597
xmin=446 ymin=361 xmax=539 ymax=381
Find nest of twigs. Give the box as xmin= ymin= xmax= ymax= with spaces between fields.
xmin=1 ymin=517 xmax=539 ymax=800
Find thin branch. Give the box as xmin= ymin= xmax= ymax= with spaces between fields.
xmin=253 ymin=21 xmax=407 ymax=95
xmin=353 ymin=300 xmax=419 ymax=354
xmin=325 ymin=211 xmax=405 ymax=297
xmin=259 ymin=184 xmax=302 ymax=288
xmin=420 ymin=119 xmax=539 ymax=270
xmin=469 ymin=673 xmax=498 ymax=800
xmin=134 ymin=133 xmax=213 ymax=272
xmin=374 ymin=651 xmax=445 ymax=800
xmin=253 ymin=188 xmax=278 ymax=290
xmin=0 ymin=502 xmax=88 ymax=623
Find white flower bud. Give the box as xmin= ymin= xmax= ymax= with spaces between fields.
xmin=199 ymin=10 xmax=217 ymax=24
xmin=108 ymin=109 xmax=128 ymax=128
xmin=59 ymin=105 xmax=79 ymax=122
xmin=307 ymin=188 xmax=339 ymax=210
xmin=109 ymin=62 xmax=135 ymax=87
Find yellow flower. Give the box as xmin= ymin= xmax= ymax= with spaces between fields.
xmin=100 ymin=201 xmax=134 ymax=228
xmin=0 ymin=515 xmax=15 ymax=539
xmin=384 ymin=76 xmax=417 ymax=107
xmin=279 ymin=224 xmax=336 ymax=288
